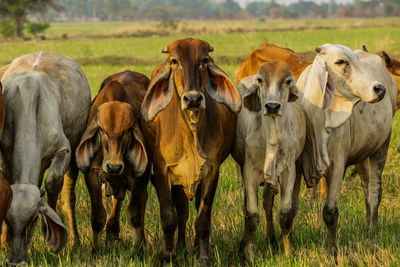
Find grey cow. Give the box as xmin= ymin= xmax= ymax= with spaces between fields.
xmin=232 ymin=61 xmax=306 ymax=263
xmin=297 ymin=44 xmax=397 ymax=256
xmin=0 ymin=52 xmax=91 ymax=265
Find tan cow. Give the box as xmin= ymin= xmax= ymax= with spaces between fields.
xmin=232 ymin=61 xmax=306 ymax=262
xmin=76 ymin=70 xmax=150 ymax=256
xmin=141 ymin=38 xmax=241 ymax=266
xmin=235 ymin=43 xmax=311 ymax=84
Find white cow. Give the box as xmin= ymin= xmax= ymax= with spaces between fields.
xmin=232 ymin=61 xmax=306 ymax=263
xmin=297 ymin=44 xmax=396 ymax=256
xmin=1 ymin=52 xmax=91 ymax=265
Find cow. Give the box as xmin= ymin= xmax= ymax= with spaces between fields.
xmin=232 ymin=61 xmax=306 ymax=263
xmin=75 ymin=70 xmax=150 ymax=256
xmin=297 ymin=44 xmax=396 ymax=257
xmin=0 ymin=52 xmax=91 ymax=265
xmin=140 ymin=38 xmax=241 ymax=266
xmin=235 ymin=43 xmax=311 ymax=84
xmin=0 ymin=82 xmax=12 ymax=248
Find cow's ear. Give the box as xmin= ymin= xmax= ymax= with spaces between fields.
xmin=314 ymin=56 xmax=335 ymax=109
xmin=206 ymin=64 xmax=241 ymax=113
xmin=75 ymin=117 xmax=100 ymax=174
xmin=141 ymin=67 xmax=173 ymax=122
xmin=39 ymin=198 xmax=68 ymax=252
xmin=242 ymin=81 xmax=261 ymax=112
xmin=126 ymin=125 xmax=148 ymax=177
xmin=288 ymin=79 xmax=299 ymax=102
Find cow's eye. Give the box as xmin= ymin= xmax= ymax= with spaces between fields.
xmin=335 ymin=59 xmax=347 ymax=65
xmin=202 ymin=57 xmax=210 ymax=64
xmin=257 ymin=78 xmax=262 ymax=83
xmin=285 ymin=79 xmax=291 ymax=86
xmin=171 ymin=59 xmax=178 ymax=65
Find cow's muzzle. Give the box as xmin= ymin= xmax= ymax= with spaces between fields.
xmin=181 ymin=91 xmax=205 ymax=110
xmin=104 ymin=162 xmax=124 ymax=175
xmin=264 ymin=102 xmax=282 ymax=116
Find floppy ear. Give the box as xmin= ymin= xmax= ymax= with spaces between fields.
xmin=141 ymin=67 xmax=173 ymax=122
xmin=39 ymin=198 xmax=68 ymax=252
xmin=313 ymin=56 xmax=335 ymax=109
xmin=75 ymin=118 xmax=100 ymax=174
xmin=206 ymin=64 xmax=241 ymax=113
xmin=242 ymin=82 xmax=261 ymax=112
xmin=126 ymin=125 xmax=148 ymax=177
xmin=288 ymin=82 xmax=299 ymax=102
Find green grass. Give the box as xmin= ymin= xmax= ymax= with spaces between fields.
xmin=1 ymin=18 xmax=400 ymax=266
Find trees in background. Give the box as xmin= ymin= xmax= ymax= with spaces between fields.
xmin=0 ymin=0 xmax=60 ymax=38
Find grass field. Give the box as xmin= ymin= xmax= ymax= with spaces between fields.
xmin=1 ymin=18 xmax=400 ymax=266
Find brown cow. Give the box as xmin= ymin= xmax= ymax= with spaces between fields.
xmin=75 ymin=70 xmax=150 ymax=256
xmin=235 ymin=43 xmax=311 ymax=84
xmin=0 ymin=81 xmax=12 ymax=248
xmin=141 ymin=38 xmax=241 ymax=266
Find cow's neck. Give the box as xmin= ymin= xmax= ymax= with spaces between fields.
xmin=158 ymin=90 xmax=212 ymax=198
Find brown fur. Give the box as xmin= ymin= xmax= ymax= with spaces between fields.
xmin=0 ymin=82 xmax=11 ymax=247
xmin=141 ymin=38 xmax=240 ymax=266
xmin=75 ymin=70 xmax=150 ymax=255
xmin=235 ymin=43 xmax=311 ymax=84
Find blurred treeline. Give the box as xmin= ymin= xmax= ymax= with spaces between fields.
xmin=40 ymin=0 xmax=400 ymax=21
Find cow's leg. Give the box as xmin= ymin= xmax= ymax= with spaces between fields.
xmin=323 ymin=161 xmax=346 ymax=258
xmin=60 ymin=161 xmax=80 ymax=248
xmin=278 ymin=162 xmax=301 ymax=255
xmin=172 ymin=185 xmax=189 ymax=254
xmin=195 ymin=169 xmax=219 ymax=267
xmin=106 ymin=196 xmax=123 ymax=241
xmin=84 ymin=171 xmax=107 ymax=254
xmin=364 ymin=135 xmax=389 ymax=230
xmin=355 ymin=160 xmax=371 ymax=226
xmin=127 ymin=176 xmax=148 ymax=258
xmin=152 ymin=170 xmax=177 ymax=262
xmin=45 ymin=147 xmax=71 ymax=210
xmin=262 ymin=183 xmax=276 ymax=248
xmin=238 ymin=163 xmax=260 ymax=264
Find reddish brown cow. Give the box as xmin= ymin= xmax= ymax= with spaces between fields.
xmin=141 ymin=38 xmax=241 ymax=266
xmin=235 ymin=43 xmax=311 ymax=84
xmin=0 ymin=82 xmax=12 ymax=247
xmin=75 ymin=70 xmax=150 ymax=256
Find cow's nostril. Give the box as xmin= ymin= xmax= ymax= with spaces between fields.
xmin=373 ymin=84 xmax=386 ymax=100
xmin=264 ymin=102 xmax=282 ymax=115
xmin=106 ymin=164 xmax=123 ymax=174
xmin=183 ymin=95 xmax=190 ymax=103
xmin=182 ymin=92 xmax=203 ymax=108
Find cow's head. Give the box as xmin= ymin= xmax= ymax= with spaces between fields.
xmin=314 ymin=44 xmax=385 ymax=108
xmin=141 ymin=38 xmax=241 ymax=126
xmin=76 ymin=82 xmax=148 ymax=180
xmin=242 ymin=61 xmax=298 ymax=181
xmin=243 ymin=61 xmax=298 ymax=117
xmin=5 ymin=185 xmax=67 ymax=266
xmin=377 ymin=51 xmax=400 ymax=110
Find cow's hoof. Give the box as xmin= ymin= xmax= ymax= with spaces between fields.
xmin=132 ymin=245 xmax=144 ymax=260
xmin=200 ymin=256 xmax=209 ymax=267
xmin=91 ymin=248 xmax=100 ymax=258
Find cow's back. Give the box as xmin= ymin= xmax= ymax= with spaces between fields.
xmin=235 ymin=43 xmax=311 ymax=83
xmin=1 ymin=52 xmax=91 ymax=149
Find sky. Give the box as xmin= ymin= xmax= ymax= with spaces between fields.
xmin=236 ymin=0 xmax=353 ymax=7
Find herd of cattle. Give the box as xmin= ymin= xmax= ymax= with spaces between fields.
xmin=0 ymin=38 xmax=399 ymax=266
